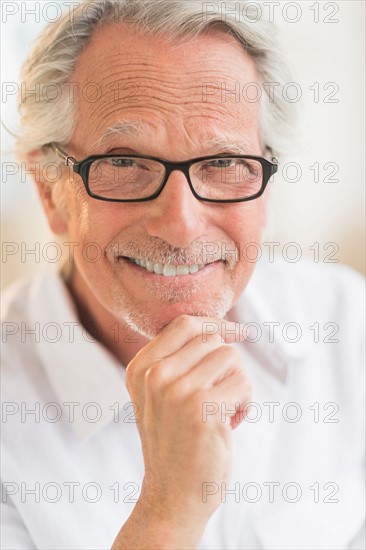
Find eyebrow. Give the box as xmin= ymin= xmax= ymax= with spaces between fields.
xmin=204 ymin=137 xmax=252 ymax=155
xmin=93 ymin=120 xmax=254 ymax=155
xmin=92 ymin=120 xmax=147 ymax=148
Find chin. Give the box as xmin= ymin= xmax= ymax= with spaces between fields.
xmin=115 ymin=289 xmax=235 ymax=339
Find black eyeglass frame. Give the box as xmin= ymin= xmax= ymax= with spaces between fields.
xmin=47 ymin=143 xmax=279 ymax=204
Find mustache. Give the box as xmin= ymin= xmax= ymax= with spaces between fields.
xmin=107 ymin=237 xmax=239 ymax=268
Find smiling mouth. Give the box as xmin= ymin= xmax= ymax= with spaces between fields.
xmin=119 ymin=256 xmax=223 ymax=277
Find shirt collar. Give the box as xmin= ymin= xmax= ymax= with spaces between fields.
xmin=227 ymin=261 xmax=309 ymax=384
xmin=30 ymin=261 xmax=307 ymax=442
xmin=28 ymin=268 xmax=129 ymax=442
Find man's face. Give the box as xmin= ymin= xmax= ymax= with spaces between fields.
xmin=57 ymin=23 xmax=267 ymax=338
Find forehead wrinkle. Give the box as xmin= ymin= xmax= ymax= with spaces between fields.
xmin=93 ymin=88 xmax=255 ymax=121
xmin=86 ymin=49 xmax=251 ymax=76
xmin=96 ymin=64 xmax=248 ymax=82
xmin=78 ymin=64 xmax=260 ymax=136
xmin=82 ymin=79 xmax=227 ymax=130
xmin=96 ymin=69 xmax=247 ymax=91
xmin=82 ymin=56 xmax=253 ymax=97
xmin=88 ymin=73 xmax=242 ymax=109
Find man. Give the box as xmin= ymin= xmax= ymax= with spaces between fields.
xmin=1 ymin=1 xmax=364 ymax=549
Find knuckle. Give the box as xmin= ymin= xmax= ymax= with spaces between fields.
xmin=201 ymin=329 xmax=223 ymax=345
xmin=207 ymin=333 xmax=225 ymax=345
xmin=171 ymin=313 xmax=193 ymax=331
xmin=217 ymin=344 xmax=241 ymax=361
xmin=144 ymin=361 xmax=167 ymax=390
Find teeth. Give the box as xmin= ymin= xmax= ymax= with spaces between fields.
xmin=127 ymin=257 xmax=210 ymax=276
xmin=163 ymin=264 xmax=177 ymax=276
xmin=153 ymin=263 xmax=164 ymax=275
xmin=176 ymin=265 xmax=190 ymax=276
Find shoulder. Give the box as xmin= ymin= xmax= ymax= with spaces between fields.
xmin=1 ymin=269 xmax=61 ymax=319
xmin=1 ymin=269 xmax=66 ymax=391
xmin=1 ymin=273 xmax=36 ymax=321
xmin=249 ymin=255 xmax=364 ymax=323
xmin=1 ymin=267 xmax=71 ymax=323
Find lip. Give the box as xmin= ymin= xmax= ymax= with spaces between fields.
xmin=117 ymin=256 xmax=224 ymax=281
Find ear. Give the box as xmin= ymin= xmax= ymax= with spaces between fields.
xmin=27 ymin=151 xmax=69 ymax=235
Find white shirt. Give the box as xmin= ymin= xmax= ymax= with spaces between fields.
xmin=1 ymin=257 xmax=365 ymax=550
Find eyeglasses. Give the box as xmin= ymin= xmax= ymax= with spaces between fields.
xmin=47 ymin=143 xmax=279 ymax=203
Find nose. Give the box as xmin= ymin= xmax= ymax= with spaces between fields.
xmin=142 ymin=170 xmax=208 ymax=248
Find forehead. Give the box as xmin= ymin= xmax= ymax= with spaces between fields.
xmin=71 ymin=23 xmax=262 ymax=152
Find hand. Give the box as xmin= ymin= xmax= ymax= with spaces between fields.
xmin=125 ymin=314 xmax=252 ymax=532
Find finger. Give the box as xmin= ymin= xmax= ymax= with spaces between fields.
xmin=128 ymin=314 xmax=247 ymax=374
xmin=153 ymin=347 xmax=249 ymax=425
xmin=170 ymin=344 xmax=245 ymax=393
xmin=208 ymin=370 xmax=252 ymax=429
xmin=126 ymin=315 xmax=249 ymax=409
xmin=148 ymin=333 xmax=236 ymax=387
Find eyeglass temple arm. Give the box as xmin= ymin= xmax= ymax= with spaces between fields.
xmin=264 ymin=145 xmax=279 ymax=167
xmin=47 ymin=143 xmax=78 ymax=169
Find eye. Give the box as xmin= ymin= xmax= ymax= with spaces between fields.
xmin=208 ymin=159 xmax=237 ymax=169
xmin=111 ymin=158 xmax=137 ymax=168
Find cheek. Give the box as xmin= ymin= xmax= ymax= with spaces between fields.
xmin=63 ymin=195 xmax=104 ymax=271
xmin=227 ymin=199 xmax=267 ymax=246
xmin=65 ymin=196 xmax=139 ymax=276
xmin=66 ymin=190 xmax=112 ymax=245
xmin=227 ymin=200 xmax=267 ymax=295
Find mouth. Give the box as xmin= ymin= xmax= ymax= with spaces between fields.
xmin=118 ymin=256 xmax=224 ymax=277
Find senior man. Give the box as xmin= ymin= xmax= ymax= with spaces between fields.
xmin=1 ymin=1 xmax=365 ymax=549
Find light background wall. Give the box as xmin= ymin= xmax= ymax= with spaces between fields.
xmin=1 ymin=0 xmax=365 ymax=291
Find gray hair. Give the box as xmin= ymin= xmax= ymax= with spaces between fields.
xmin=16 ymin=0 xmax=298 ymax=172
